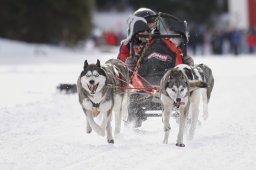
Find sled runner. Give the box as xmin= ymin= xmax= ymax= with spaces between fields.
xmin=127 ymin=12 xmax=189 ymax=127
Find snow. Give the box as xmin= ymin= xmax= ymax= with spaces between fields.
xmin=1 ymin=38 xmax=256 ymax=170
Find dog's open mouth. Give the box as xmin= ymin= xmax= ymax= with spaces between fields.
xmin=174 ymin=101 xmax=185 ymax=108
xmin=87 ymin=83 xmax=99 ymax=94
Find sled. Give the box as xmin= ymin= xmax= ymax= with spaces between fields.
xmin=127 ymin=12 xmax=189 ymax=127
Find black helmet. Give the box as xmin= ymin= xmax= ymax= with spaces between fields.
xmin=134 ymin=8 xmax=157 ymax=23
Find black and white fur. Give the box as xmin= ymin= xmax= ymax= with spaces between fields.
xmin=179 ymin=64 xmax=214 ymax=140
xmin=77 ymin=59 xmax=129 ymax=144
xmin=188 ymin=64 xmax=214 ymax=121
xmin=160 ymin=64 xmax=213 ymax=147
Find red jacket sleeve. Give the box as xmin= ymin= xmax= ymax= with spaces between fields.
xmin=117 ymin=44 xmax=130 ymax=62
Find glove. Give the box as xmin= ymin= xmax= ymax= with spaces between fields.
xmin=125 ymin=56 xmax=138 ymax=71
xmin=183 ymin=55 xmax=194 ymax=66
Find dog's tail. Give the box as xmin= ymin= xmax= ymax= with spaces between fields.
xmin=189 ymin=80 xmax=207 ymax=91
xmin=197 ymin=64 xmax=214 ymax=103
xmin=57 ymin=83 xmax=77 ymax=94
xmin=206 ymin=69 xmax=214 ymax=103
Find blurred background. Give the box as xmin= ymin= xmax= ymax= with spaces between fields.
xmin=0 ymin=0 xmax=256 ymax=56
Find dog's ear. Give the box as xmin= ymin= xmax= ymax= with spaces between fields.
xmin=83 ymin=60 xmax=88 ymax=70
xmin=169 ymin=69 xmax=175 ymax=79
xmin=96 ymin=59 xmax=101 ymax=67
xmin=169 ymin=74 xmax=174 ymax=80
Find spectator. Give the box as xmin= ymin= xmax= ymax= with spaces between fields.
xmin=104 ymin=31 xmax=118 ymax=46
xmin=230 ymin=29 xmax=242 ymax=55
xmin=247 ymin=28 xmax=256 ymax=53
xmin=211 ymin=29 xmax=224 ymax=55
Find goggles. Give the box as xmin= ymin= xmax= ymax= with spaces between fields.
xmin=145 ymin=15 xmax=157 ymax=23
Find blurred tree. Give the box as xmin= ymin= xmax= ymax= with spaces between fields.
xmin=95 ymin=0 xmax=228 ymax=26
xmin=0 ymin=0 xmax=94 ymax=45
xmin=96 ymin=0 xmax=130 ymax=11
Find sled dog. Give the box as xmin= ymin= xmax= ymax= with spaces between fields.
xmin=160 ymin=64 xmax=213 ymax=147
xmin=77 ymin=59 xmax=129 ymax=143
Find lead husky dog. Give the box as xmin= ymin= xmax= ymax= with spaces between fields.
xmin=77 ymin=59 xmax=129 ymax=144
xmin=160 ymin=64 xmax=214 ymax=147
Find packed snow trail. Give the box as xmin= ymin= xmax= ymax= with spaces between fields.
xmin=0 ymin=39 xmax=256 ymax=170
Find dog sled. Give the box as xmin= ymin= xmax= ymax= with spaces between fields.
xmin=127 ymin=12 xmax=189 ymax=127
xmin=56 ymin=12 xmax=190 ymax=128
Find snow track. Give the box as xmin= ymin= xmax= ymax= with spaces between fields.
xmin=0 ymin=39 xmax=256 ymax=169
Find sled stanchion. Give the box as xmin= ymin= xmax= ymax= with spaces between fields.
xmin=136 ymin=34 xmax=183 ymax=39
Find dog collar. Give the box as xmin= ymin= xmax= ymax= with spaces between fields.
xmin=91 ymin=101 xmax=100 ymax=108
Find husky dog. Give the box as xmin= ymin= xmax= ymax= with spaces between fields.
xmin=160 ymin=65 xmax=211 ymax=147
xmin=77 ymin=59 xmax=129 ymax=144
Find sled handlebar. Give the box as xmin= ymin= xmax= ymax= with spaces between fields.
xmin=135 ymin=34 xmax=183 ymax=39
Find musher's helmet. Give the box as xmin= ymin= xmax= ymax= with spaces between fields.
xmin=122 ymin=8 xmax=157 ymax=44
xmin=134 ymin=8 xmax=157 ymax=23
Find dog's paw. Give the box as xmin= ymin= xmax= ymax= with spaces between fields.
xmin=86 ymin=129 xmax=92 ymax=134
xmin=176 ymin=143 xmax=185 ymax=147
xmin=107 ymin=139 xmax=114 ymax=144
xmin=164 ymin=126 xmax=171 ymax=132
xmin=86 ymin=126 xmax=92 ymax=134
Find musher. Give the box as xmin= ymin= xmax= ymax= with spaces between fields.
xmin=117 ymin=7 xmax=194 ymax=73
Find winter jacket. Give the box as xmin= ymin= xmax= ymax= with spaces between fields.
xmin=117 ymin=38 xmax=194 ymax=67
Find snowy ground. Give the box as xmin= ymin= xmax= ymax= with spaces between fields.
xmin=1 ymin=38 xmax=256 ymax=170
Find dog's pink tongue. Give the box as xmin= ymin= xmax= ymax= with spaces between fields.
xmin=89 ymin=84 xmax=97 ymax=93
xmin=92 ymin=85 xmax=97 ymax=92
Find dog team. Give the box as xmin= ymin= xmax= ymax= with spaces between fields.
xmin=77 ymin=58 xmax=214 ymax=146
xmin=76 ymin=8 xmax=214 ymax=146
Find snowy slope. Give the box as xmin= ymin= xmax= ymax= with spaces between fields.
xmin=0 ymin=38 xmax=256 ymax=170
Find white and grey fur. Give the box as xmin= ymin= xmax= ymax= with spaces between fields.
xmin=160 ymin=64 xmax=213 ymax=147
xmin=77 ymin=59 xmax=129 ymax=144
